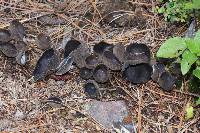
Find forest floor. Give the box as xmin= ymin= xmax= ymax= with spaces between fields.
xmin=0 ymin=0 xmax=199 ymax=132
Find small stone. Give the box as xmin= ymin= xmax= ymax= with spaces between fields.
xmin=85 ymin=100 xmax=135 ymax=131
xmin=14 ymin=110 xmax=24 ymax=120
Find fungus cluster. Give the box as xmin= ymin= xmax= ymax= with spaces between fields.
xmin=0 ymin=20 xmax=27 ymax=65
xmin=0 ymin=20 xmax=177 ymax=99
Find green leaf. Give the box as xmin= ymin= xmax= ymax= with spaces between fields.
xmin=194 ymin=29 xmax=200 ymax=42
xmin=193 ymin=67 xmax=200 ymax=79
xmin=158 ymin=7 xmax=165 ymax=14
xmin=180 ymin=50 xmax=198 ymax=75
xmin=185 ymin=39 xmax=200 ymax=54
xmin=184 ymin=2 xmax=194 ymax=9
xmin=185 ymin=104 xmax=194 ymax=120
xmin=157 ymin=37 xmax=187 ymax=58
xmin=196 ymin=97 xmax=200 ymax=105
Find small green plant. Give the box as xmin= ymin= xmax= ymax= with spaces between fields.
xmin=157 ymin=29 xmax=200 ymax=80
xmin=154 ymin=0 xmax=200 ymax=22
xmin=185 ymin=97 xmax=200 ymax=120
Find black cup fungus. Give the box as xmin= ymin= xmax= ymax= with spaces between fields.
xmin=36 ymin=33 xmax=51 ymax=50
xmin=33 ymin=48 xmax=60 ymax=81
xmin=80 ymin=67 xmax=93 ymax=80
xmin=125 ymin=43 xmax=151 ymax=65
xmin=9 ymin=19 xmax=26 ymax=40
xmin=123 ymin=63 xmax=152 ymax=84
xmin=93 ymin=41 xmax=113 ymax=55
xmin=0 ymin=29 xmax=11 ymax=42
xmin=85 ymin=54 xmax=100 ymax=69
xmin=0 ymin=42 xmax=18 ymax=57
xmin=102 ymin=50 xmax=121 ymax=71
xmin=151 ymin=63 xmax=166 ymax=82
xmin=158 ymin=71 xmax=176 ymax=92
xmin=93 ymin=64 xmax=109 ymax=83
xmin=64 ymin=39 xmax=81 ymax=58
xmin=84 ymin=82 xmax=100 ymax=99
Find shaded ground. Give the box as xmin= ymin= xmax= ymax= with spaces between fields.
xmin=0 ymin=0 xmax=199 ymax=132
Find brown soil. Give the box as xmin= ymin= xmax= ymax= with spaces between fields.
xmin=0 ymin=0 xmax=199 ymax=132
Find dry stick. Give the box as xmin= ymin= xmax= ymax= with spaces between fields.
xmin=129 ymin=1 xmax=152 ymax=6
xmin=173 ymin=89 xmax=200 ymax=97
xmin=56 ymin=13 xmax=95 ymax=39
xmin=137 ymin=85 xmax=144 ymax=133
xmin=145 ymin=87 xmax=179 ymax=99
xmin=0 ymin=13 xmax=51 ymax=29
xmin=89 ymin=0 xmax=103 ymax=20
xmin=180 ymin=117 xmax=200 ymax=133
xmin=113 ymin=78 xmax=137 ymax=100
xmin=178 ymin=97 xmax=190 ymax=131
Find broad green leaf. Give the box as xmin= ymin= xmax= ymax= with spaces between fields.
xmin=185 ymin=104 xmax=194 ymax=120
xmin=192 ymin=0 xmax=200 ymax=9
xmin=180 ymin=50 xmax=198 ymax=75
xmin=157 ymin=37 xmax=187 ymax=58
xmin=185 ymin=39 xmax=200 ymax=54
xmin=158 ymin=7 xmax=165 ymax=14
xmin=193 ymin=67 xmax=200 ymax=79
xmin=194 ymin=29 xmax=200 ymax=42
xmin=184 ymin=2 xmax=194 ymax=9
xmin=196 ymin=60 xmax=200 ymax=66
xmin=196 ymin=97 xmax=200 ymax=105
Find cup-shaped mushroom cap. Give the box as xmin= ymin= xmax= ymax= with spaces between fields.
xmin=80 ymin=67 xmax=93 ymax=80
xmin=151 ymin=63 xmax=166 ymax=82
xmin=93 ymin=41 xmax=113 ymax=55
xmin=125 ymin=43 xmax=151 ymax=65
xmin=33 ymin=48 xmax=60 ymax=81
xmin=72 ymin=44 xmax=90 ymax=68
xmin=0 ymin=42 xmax=18 ymax=57
xmin=85 ymin=54 xmax=100 ymax=69
xmin=84 ymin=80 xmax=100 ymax=99
xmin=123 ymin=63 xmax=152 ymax=84
xmin=14 ymin=41 xmax=27 ymax=52
xmin=0 ymin=29 xmax=11 ymax=42
xmin=158 ymin=72 xmax=176 ymax=92
xmin=113 ymin=44 xmax=125 ymax=62
xmin=169 ymin=63 xmax=182 ymax=77
xmin=102 ymin=50 xmax=122 ymax=71
xmin=55 ymin=56 xmax=73 ymax=75
xmin=36 ymin=33 xmax=51 ymax=50
xmin=9 ymin=19 xmax=26 ymax=41
xmin=64 ymin=39 xmax=81 ymax=58
xmin=93 ymin=64 xmax=109 ymax=83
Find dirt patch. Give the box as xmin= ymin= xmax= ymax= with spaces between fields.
xmin=0 ymin=0 xmax=199 ymax=132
